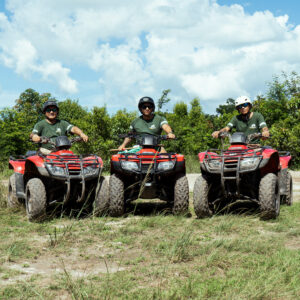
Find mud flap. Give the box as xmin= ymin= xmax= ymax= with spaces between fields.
xmin=15 ymin=173 xmax=26 ymax=199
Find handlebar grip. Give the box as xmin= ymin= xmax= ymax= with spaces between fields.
xmin=71 ymin=136 xmax=83 ymax=143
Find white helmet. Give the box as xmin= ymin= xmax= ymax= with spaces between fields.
xmin=235 ymin=96 xmax=251 ymax=108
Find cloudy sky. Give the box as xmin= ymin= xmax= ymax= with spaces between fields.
xmin=1 ymin=0 xmax=300 ymax=114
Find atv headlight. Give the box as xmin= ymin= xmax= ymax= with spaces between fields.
xmin=46 ymin=164 xmax=65 ymax=175
xmin=82 ymin=166 xmax=99 ymax=175
xmin=240 ymin=157 xmax=260 ymax=169
xmin=157 ymin=161 xmax=175 ymax=171
xmin=208 ymin=159 xmax=221 ymax=170
xmin=121 ymin=161 xmax=139 ymax=171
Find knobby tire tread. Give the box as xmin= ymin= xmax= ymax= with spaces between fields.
xmin=259 ymin=173 xmax=280 ymax=220
xmin=109 ymin=174 xmax=125 ymax=217
xmin=286 ymin=171 xmax=293 ymax=206
xmin=173 ymin=175 xmax=189 ymax=215
xmin=8 ymin=174 xmax=20 ymax=208
xmin=94 ymin=176 xmax=109 ymax=216
xmin=193 ymin=176 xmax=212 ymax=218
xmin=26 ymin=178 xmax=47 ymax=222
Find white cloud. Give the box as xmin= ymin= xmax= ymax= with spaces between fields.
xmin=0 ymin=0 xmax=300 ymax=112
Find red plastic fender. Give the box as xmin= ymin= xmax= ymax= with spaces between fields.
xmin=198 ymin=152 xmax=206 ymax=163
xmin=279 ymin=155 xmax=292 ymax=170
xmin=9 ymin=160 xmax=26 ymax=174
xmin=175 ymin=154 xmax=185 ymax=162
xmin=26 ymin=155 xmax=45 ymax=168
xmin=111 ymin=154 xmax=121 ymax=162
xmin=262 ymin=148 xmax=278 ymax=159
xmin=198 ymin=152 xmax=219 ymax=163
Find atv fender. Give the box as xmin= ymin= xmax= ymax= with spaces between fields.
xmin=260 ymin=151 xmax=280 ymax=176
xmin=279 ymin=155 xmax=292 ymax=170
xmin=9 ymin=161 xmax=25 ymax=174
xmin=25 ymin=160 xmax=49 ymax=177
xmin=26 ymin=155 xmax=45 ymax=168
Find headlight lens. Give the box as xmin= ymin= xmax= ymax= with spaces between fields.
xmin=157 ymin=161 xmax=175 ymax=171
xmin=82 ymin=166 xmax=99 ymax=175
xmin=46 ymin=164 xmax=65 ymax=175
xmin=240 ymin=157 xmax=260 ymax=169
xmin=121 ymin=161 xmax=139 ymax=171
xmin=208 ymin=159 xmax=221 ymax=169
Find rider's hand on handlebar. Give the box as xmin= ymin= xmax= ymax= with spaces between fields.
xmin=80 ymin=133 xmax=88 ymax=142
xmin=167 ymin=132 xmax=176 ymax=139
xmin=212 ymin=131 xmax=220 ymax=139
xmin=40 ymin=136 xmax=50 ymax=144
xmin=261 ymin=130 xmax=270 ymax=140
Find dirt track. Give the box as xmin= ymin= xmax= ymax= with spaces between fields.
xmin=2 ymin=172 xmax=300 ymax=202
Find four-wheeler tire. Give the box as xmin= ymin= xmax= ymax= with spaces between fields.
xmin=193 ymin=175 xmax=212 ymax=218
xmin=285 ymin=171 xmax=293 ymax=206
xmin=25 ymin=178 xmax=47 ymax=222
xmin=93 ymin=176 xmax=109 ymax=216
xmin=109 ymin=174 xmax=125 ymax=217
xmin=8 ymin=174 xmax=20 ymax=208
xmin=173 ymin=175 xmax=189 ymax=215
xmin=259 ymin=173 xmax=280 ymax=220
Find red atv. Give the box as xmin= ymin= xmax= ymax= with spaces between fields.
xmin=193 ymin=132 xmax=292 ymax=220
xmin=109 ymin=133 xmax=189 ymax=216
xmin=8 ymin=136 xmax=109 ymax=221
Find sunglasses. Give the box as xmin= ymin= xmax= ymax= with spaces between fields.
xmin=141 ymin=104 xmax=153 ymax=110
xmin=237 ymin=103 xmax=249 ymax=110
xmin=45 ymin=107 xmax=58 ymax=113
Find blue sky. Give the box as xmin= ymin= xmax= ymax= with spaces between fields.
xmin=218 ymin=0 xmax=300 ymax=25
xmin=0 ymin=0 xmax=300 ymax=114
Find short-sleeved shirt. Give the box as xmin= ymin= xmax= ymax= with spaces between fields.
xmin=32 ymin=119 xmax=74 ymax=150
xmin=129 ymin=114 xmax=168 ymax=136
xmin=227 ymin=112 xmax=267 ymax=142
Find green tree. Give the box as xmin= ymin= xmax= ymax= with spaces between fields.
xmin=216 ymin=98 xmax=235 ymax=114
xmin=157 ymin=89 xmax=171 ymax=112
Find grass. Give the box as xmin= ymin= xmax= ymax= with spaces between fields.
xmin=185 ymin=154 xmax=200 ymax=173
xmin=0 ymin=161 xmax=13 ymax=180
xmin=1 ymin=175 xmax=300 ymax=299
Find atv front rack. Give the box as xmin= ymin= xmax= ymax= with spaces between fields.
xmin=203 ymin=148 xmax=263 ymax=198
xmin=118 ymin=152 xmax=177 ymax=174
xmin=44 ymin=153 xmax=101 ymax=204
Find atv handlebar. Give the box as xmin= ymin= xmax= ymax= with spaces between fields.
xmin=32 ymin=136 xmax=83 ymax=146
xmin=218 ymin=132 xmax=267 ymax=143
xmin=218 ymin=132 xmax=230 ymax=139
xmin=70 ymin=136 xmax=83 ymax=144
xmin=118 ymin=133 xmax=174 ymax=140
xmin=246 ymin=133 xmax=262 ymax=143
xmin=45 ymin=136 xmax=83 ymax=146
